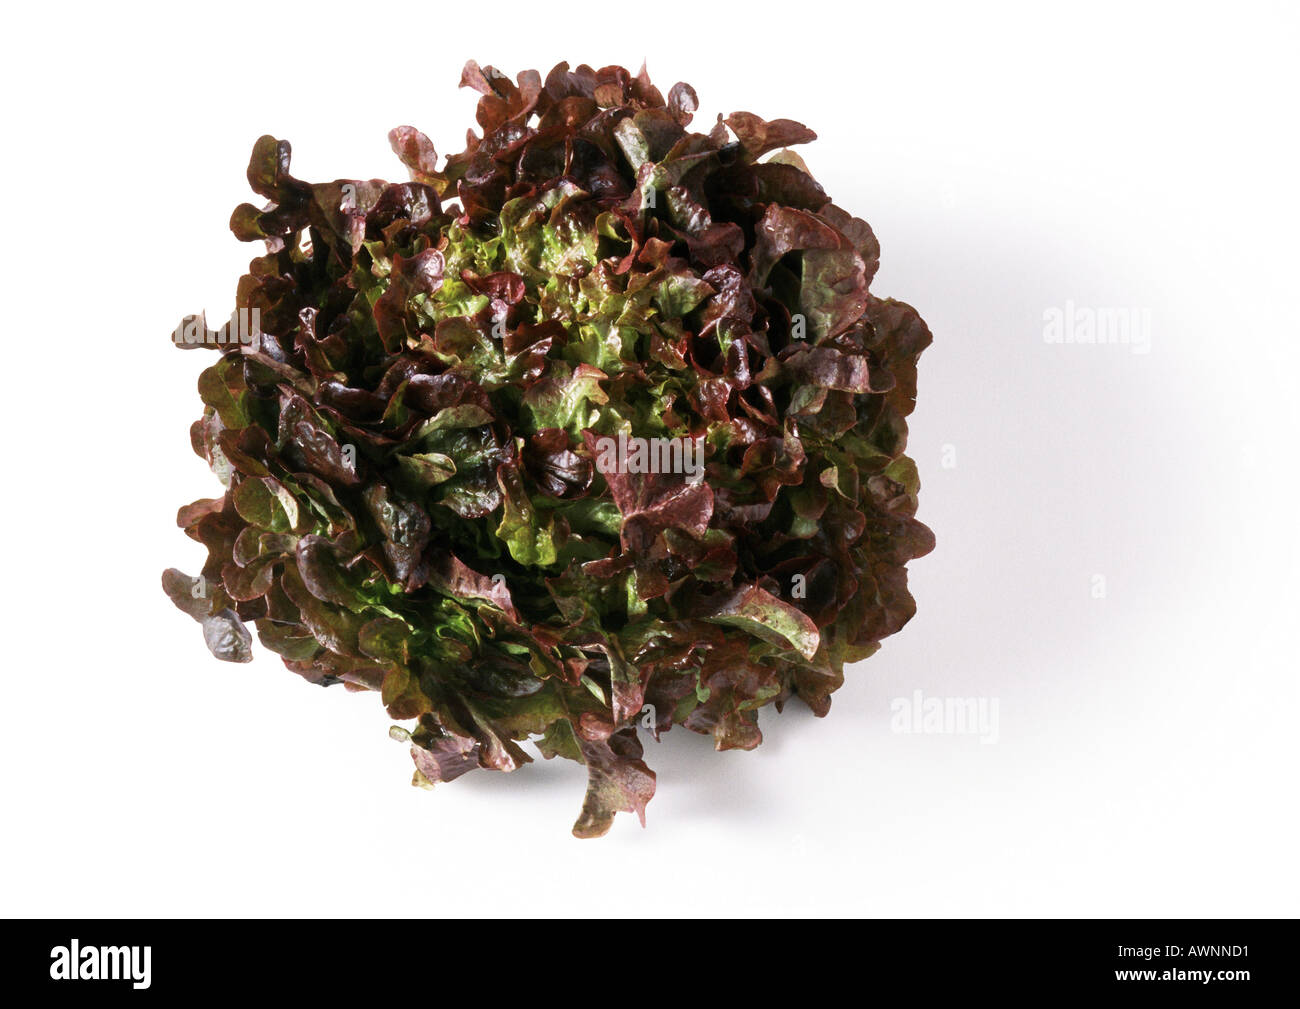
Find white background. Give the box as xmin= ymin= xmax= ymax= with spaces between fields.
xmin=2 ymin=1 xmax=1296 ymax=917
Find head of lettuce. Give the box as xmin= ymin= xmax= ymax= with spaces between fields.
xmin=164 ymin=61 xmax=934 ymax=837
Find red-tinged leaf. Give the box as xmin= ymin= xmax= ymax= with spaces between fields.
xmin=572 ymin=724 xmax=656 ymax=839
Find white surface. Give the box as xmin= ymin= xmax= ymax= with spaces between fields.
xmin=2 ymin=0 xmax=1296 ymax=917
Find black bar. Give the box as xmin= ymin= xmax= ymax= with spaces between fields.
xmin=4 ymin=921 xmax=1282 ymax=995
